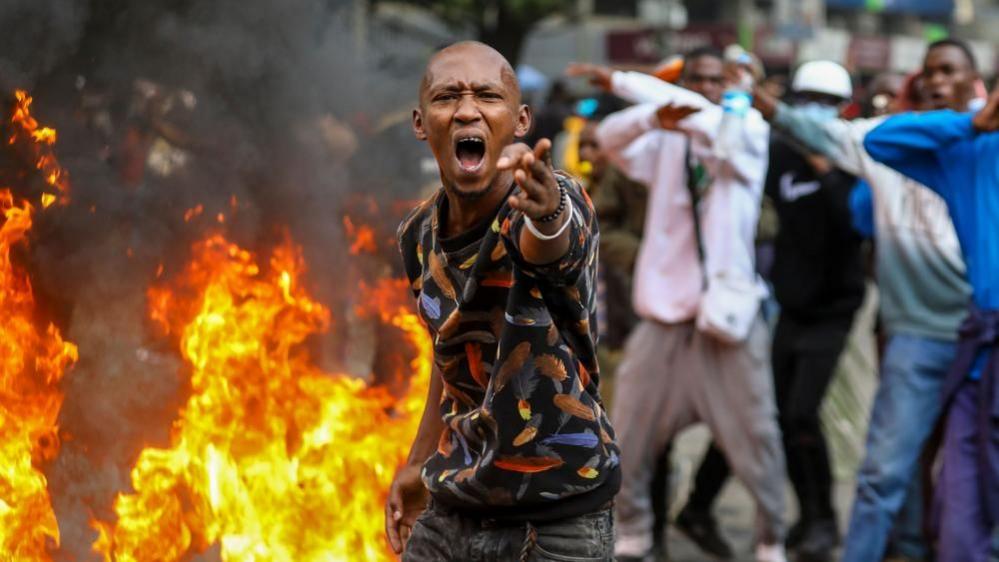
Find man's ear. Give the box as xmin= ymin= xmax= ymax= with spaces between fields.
xmin=412 ymin=108 xmax=427 ymax=141
xmin=515 ymin=104 xmax=532 ymax=139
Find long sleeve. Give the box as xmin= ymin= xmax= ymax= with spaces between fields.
xmin=863 ymin=111 xmax=976 ymax=195
xmin=610 ymin=70 xmax=769 ymax=186
xmin=610 ymin=71 xmax=713 ymax=109
xmin=685 ymin=110 xmax=769 ymax=189
xmin=773 ymin=104 xmax=880 ymax=177
xmin=595 ymin=104 xmax=661 ymax=186
xmin=611 ymin=71 xmax=722 ymax=147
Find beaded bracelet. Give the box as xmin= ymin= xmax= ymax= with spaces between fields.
xmin=524 ymin=191 xmax=574 ymax=241
xmin=537 ymin=184 xmax=567 ymax=223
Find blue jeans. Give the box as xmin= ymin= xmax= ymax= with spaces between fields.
xmin=841 ymin=334 xmax=957 ymax=562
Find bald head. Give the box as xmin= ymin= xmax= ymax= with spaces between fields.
xmin=420 ymin=41 xmax=520 ymax=106
xmin=412 ymin=40 xmax=532 ymax=200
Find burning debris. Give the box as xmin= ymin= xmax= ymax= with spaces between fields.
xmin=91 ymin=235 xmax=430 ymax=561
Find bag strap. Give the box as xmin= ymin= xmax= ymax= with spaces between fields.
xmin=684 ymin=139 xmax=709 ymax=289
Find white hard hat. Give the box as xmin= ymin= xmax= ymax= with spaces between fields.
xmin=792 ymin=60 xmax=853 ymax=100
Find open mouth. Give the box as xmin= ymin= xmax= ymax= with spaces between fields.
xmin=455 ymin=136 xmax=486 ymax=173
xmin=928 ymin=91 xmax=947 ymax=107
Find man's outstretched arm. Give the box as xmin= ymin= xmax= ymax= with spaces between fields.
xmin=752 ymin=83 xmax=873 ymax=177
xmin=498 ymin=138 xmax=573 ymax=266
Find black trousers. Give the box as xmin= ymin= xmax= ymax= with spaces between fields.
xmin=686 ymin=315 xmax=852 ymax=523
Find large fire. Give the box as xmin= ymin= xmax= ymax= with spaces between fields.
xmin=92 ymin=233 xmax=432 ymax=561
xmin=0 ymin=91 xmax=78 ymax=558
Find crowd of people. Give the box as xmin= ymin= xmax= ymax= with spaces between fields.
xmin=384 ymin=37 xmax=999 ymax=562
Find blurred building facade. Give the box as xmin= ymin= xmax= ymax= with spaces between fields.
xmin=561 ymin=0 xmax=997 ymax=77
xmin=366 ymin=0 xmax=999 ymax=85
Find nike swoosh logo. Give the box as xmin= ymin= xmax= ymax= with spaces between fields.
xmin=779 ymin=172 xmax=820 ymax=202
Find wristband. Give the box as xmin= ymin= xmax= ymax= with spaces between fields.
xmin=524 ymin=194 xmax=574 ymax=241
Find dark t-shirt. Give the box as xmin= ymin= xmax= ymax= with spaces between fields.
xmin=765 ymin=134 xmax=866 ymax=323
xmin=396 ymin=174 xmax=621 ymax=522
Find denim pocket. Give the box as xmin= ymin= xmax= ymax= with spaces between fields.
xmin=530 ymin=509 xmax=613 ymax=562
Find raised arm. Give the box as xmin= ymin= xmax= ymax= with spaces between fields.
xmin=865 ymin=110 xmax=975 ymax=155
xmin=751 ymin=82 xmax=873 ymax=177
xmin=609 ymin=70 xmax=714 ymax=109
xmin=595 ymin=104 xmax=662 ymax=186
xmin=772 ymin=104 xmax=878 ymax=177
xmin=497 ymin=139 xmax=575 ymax=266
xmin=565 ymin=62 xmax=714 ymax=109
xmin=862 ymin=111 xmax=974 ymax=192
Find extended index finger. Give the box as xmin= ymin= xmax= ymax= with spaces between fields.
xmin=532 ymin=138 xmax=552 ymax=164
xmin=497 ymin=143 xmax=532 ymax=170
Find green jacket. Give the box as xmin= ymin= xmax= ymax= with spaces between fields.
xmin=590 ymin=166 xmax=647 ymax=277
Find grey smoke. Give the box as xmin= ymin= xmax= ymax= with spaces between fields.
xmin=1 ymin=1 xmax=439 ymax=559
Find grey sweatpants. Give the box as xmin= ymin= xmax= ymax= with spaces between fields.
xmin=612 ymin=317 xmax=786 ymax=556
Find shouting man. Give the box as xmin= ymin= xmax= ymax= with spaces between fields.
xmin=385 ymin=41 xmax=620 ymax=562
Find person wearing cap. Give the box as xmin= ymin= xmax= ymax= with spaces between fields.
xmin=671 ymin=60 xmax=865 ymax=562
xmin=749 ymin=41 xmax=979 ymax=562
xmin=567 ymin=48 xmax=788 ymax=562
xmin=763 ymin=60 xmax=865 ymax=561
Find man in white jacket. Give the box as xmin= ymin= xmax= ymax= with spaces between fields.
xmin=569 ymin=50 xmax=787 ymax=562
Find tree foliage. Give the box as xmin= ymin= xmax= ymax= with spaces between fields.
xmin=379 ymin=0 xmax=575 ymax=64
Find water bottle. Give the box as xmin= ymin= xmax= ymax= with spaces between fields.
xmin=715 ymin=52 xmax=754 ymax=160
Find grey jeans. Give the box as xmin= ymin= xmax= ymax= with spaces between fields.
xmin=612 ymin=318 xmax=787 ymax=556
xmin=403 ymin=502 xmax=614 ymax=562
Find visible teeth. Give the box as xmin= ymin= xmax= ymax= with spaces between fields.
xmin=459 ymin=137 xmax=483 ymax=144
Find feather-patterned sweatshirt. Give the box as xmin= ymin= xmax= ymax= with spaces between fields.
xmin=397 ymin=174 xmax=621 ymax=522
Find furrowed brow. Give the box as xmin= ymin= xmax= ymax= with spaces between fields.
xmin=473 ymin=81 xmax=504 ymax=92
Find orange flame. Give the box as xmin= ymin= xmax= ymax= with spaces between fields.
xmin=93 ymin=234 xmax=431 ymax=561
xmin=0 ymin=90 xmax=77 ymax=560
xmin=183 ymin=204 xmax=204 ymax=222
xmin=343 ymin=216 xmax=378 ymax=256
xmin=0 ymin=189 xmax=79 ymax=558
xmin=10 ymin=90 xmax=70 ymax=205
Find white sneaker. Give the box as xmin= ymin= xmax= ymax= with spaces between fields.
xmin=755 ymin=542 xmax=787 ymax=562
